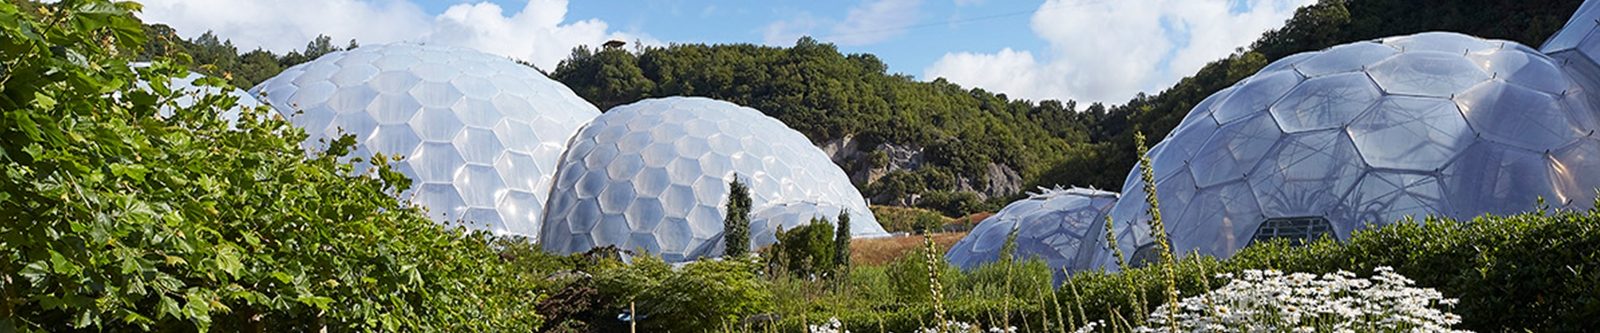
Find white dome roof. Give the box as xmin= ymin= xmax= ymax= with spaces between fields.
xmin=1103 ymin=32 xmax=1600 ymax=265
xmin=250 ymin=43 xmax=600 ymax=238
xmin=540 ymin=97 xmax=888 ymax=262
xmin=945 ymin=187 xmax=1118 ymax=275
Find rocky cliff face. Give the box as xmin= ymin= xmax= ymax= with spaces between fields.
xmin=820 ymin=135 xmax=1021 ymax=204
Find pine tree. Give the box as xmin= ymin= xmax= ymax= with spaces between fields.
xmin=723 ymin=175 xmax=752 ymax=258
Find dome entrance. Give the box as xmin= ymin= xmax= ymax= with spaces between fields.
xmin=1249 ymin=216 xmax=1333 ymax=246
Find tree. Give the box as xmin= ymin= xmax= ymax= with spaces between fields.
xmin=833 ymin=209 xmax=852 ymax=271
xmin=766 ymin=218 xmax=837 ymax=279
xmin=723 ymin=175 xmax=752 ymax=258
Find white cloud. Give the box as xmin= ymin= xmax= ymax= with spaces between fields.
xmin=762 ymin=0 xmax=923 ymax=47
xmin=829 ymin=0 xmax=924 ymax=46
xmin=923 ymin=0 xmax=1312 ymax=103
xmin=137 ymin=0 xmax=648 ymax=72
xmin=762 ymin=12 xmax=822 ymax=46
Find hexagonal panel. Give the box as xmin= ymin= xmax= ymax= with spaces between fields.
xmin=1456 ymin=81 xmax=1584 ymax=151
xmin=1213 ymin=70 xmax=1301 ymax=124
xmin=1368 ymin=51 xmax=1489 ymax=97
xmin=1293 ymin=42 xmax=1397 ymax=77
xmin=1269 ymin=72 xmax=1383 ymax=132
xmin=1347 ymin=96 xmax=1473 ymax=171
xmin=1189 ymin=114 xmax=1282 ymax=187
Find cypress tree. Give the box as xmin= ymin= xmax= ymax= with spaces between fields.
xmin=723 ymin=175 xmax=752 ymax=258
xmin=833 ymin=209 xmax=852 ymax=271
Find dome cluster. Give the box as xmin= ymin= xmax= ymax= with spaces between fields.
xmin=245 ymin=44 xmax=884 ymax=262
xmin=944 ymin=187 xmax=1117 ymax=277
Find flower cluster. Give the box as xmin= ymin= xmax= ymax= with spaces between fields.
xmin=806 ymin=318 xmax=1017 ymax=333
xmin=808 ymin=317 xmax=847 ymax=333
xmin=1135 ymin=266 xmax=1469 ymax=332
xmin=913 ymin=321 xmax=1017 ymax=333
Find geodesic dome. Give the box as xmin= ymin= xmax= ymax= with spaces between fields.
xmin=944 ymin=187 xmax=1118 ymax=275
xmin=539 ymin=97 xmax=888 ymax=262
xmin=1544 ymin=0 xmax=1600 ymax=125
xmin=1100 ymin=31 xmax=1600 ymax=266
xmin=250 ymin=44 xmax=600 ymax=238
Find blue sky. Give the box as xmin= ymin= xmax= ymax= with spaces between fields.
xmin=137 ymin=0 xmax=1312 ymax=103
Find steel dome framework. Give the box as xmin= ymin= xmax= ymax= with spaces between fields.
xmin=1101 ymin=31 xmax=1600 ymax=266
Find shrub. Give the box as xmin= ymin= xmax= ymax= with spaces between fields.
xmin=0 ymin=2 xmax=545 ymax=331
xmin=767 ymin=218 xmax=839 ymax=279
xmin=591 ymin=256 xmax=773 ymax=332
xmin=1059 ymin=210 xmax=1600 ymax=332
xmin=870 ymin=205 xmax=952 ymax=233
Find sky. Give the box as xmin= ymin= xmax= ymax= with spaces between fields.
xmin=136 ymin=0 xmax=1314 ymax=104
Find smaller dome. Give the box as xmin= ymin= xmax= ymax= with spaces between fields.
xmin=944 ymin=187 xmax=1119 ymax=276
xmin=540 ymin=97 xmax=887 ymax=262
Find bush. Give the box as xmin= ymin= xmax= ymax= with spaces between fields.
xmin=870 ymin=205 xmax=952 ymax=233
xmin=766 ymin=218 xmax=839 ymax=279
xmin=1059 ymin=211 xmax=1600 ymax=332
xmin=590 ymin=256 xmax=774 ymax=332
xmin=0 ymin=2 xmax=544 ymax=331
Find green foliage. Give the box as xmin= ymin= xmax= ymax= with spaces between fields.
xmin=724 ymin=176 xmax=752 ymax=258
xmin=0 ymin=1 xmax=544 ymax=331
xmin=870 ymin=205 xmax=953 ymax=233
xmin=590 ymin=255 xmax=774 ymax=332
xmin=764 ymin=208 xmax=1600 ymax=332
xmin=548 ymin=46 xmax=655 ymax=110
xmin=138 ymin=25 xmax=347 ymax=89
xmin=1062 ymin=210 xmax=1600 ymax=332
xmin=767 ymin=218 xmax=838 ymax=279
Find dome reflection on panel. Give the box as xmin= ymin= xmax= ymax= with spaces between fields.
xmin=541 ymin=97 xmax=888 ymax=263
xmin=250 ymin=43 xmax=600 ymax=239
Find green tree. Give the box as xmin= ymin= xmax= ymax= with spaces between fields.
xmin=833 ymin=210 xmax=852 ymax=272
xmin=766 ymin=218 xmax=837 ymax=279
xmin=723 ymin=175 xmax=752 ymax=258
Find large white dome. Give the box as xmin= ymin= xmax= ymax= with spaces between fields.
xmin=944 ymin=187 xmax=1118 ymax=275
xmin=539 ymin=97 xmax=888 ymax=262
xmin=1102 ymin=32 xmax=1600 ymax=265
xmin=250 ymin=44 xmax=600 ymax=238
